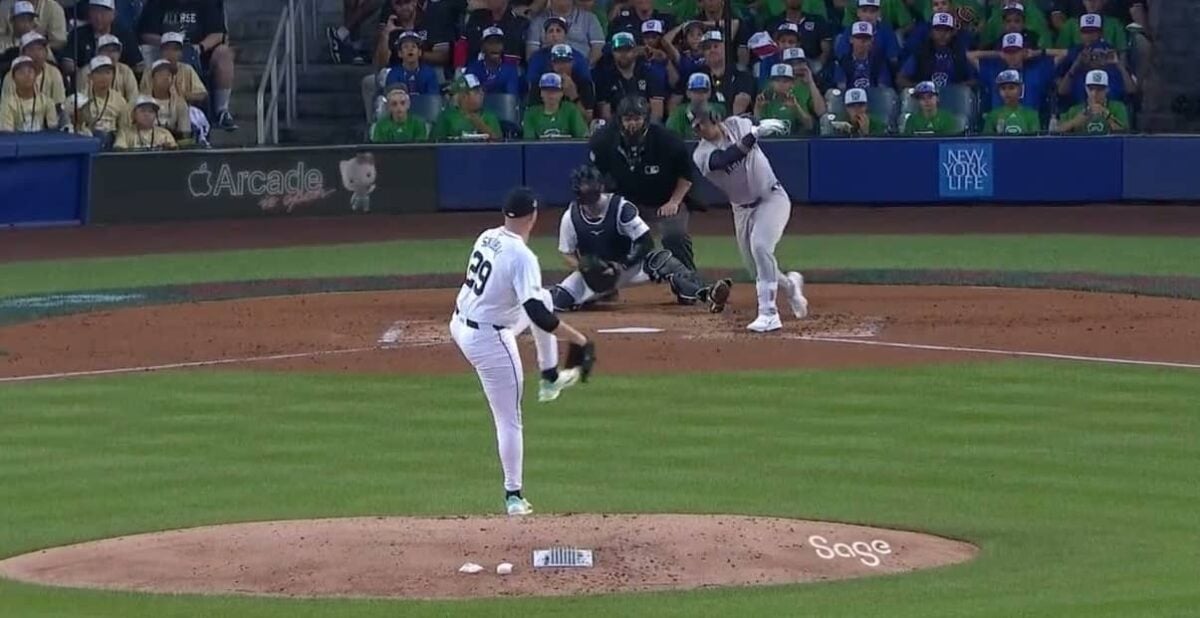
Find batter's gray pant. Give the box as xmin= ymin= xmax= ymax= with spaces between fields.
xmin=733 ymin=186 xmax=798 ymax=312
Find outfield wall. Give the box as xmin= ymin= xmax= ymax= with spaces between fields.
xmin=2 ymin=134 xmax=1199 ymax=226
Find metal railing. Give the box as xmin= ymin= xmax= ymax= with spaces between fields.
xmin=256 ymin=0 xmax=298 ymax=145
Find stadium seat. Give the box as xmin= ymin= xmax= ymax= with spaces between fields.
xmin=484 ymin=94 xmax=522 ymax=126
xmin=867 ymin=87 xmax=900 ymax=132
xmin=408 ymin=95 xmax=445 ymax=124
xmin=824 ymin=88 xmax=846 ymax=119
xmin=898 ymin=111 xmax=969 ymax=136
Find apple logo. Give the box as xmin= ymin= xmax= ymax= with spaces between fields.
xmin=188 ymin=162 xmax=215 ymax=197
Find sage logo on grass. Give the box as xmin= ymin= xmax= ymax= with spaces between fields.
xmin=939 ymin=143 xmax=993 ymax=198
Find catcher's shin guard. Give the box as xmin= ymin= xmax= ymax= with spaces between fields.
xmin=550 ymin=285 xmax=579 ymax=312
xmin=644 ymin=249 xmax=705 ymax=304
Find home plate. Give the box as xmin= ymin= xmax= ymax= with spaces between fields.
xmin=598 ymin=327 xmax=664 ymax=334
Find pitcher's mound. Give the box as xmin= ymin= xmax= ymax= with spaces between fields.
xmin=0 ymin=514 xmax=976 ymax=599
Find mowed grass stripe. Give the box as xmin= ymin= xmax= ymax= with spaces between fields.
xmin=0 ymin=361 xmax=1198 ymax=617
xmin=3 ymin=235 xmax=1200 ymax=297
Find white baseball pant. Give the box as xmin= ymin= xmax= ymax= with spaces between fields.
xmin=555 ymin=265 xmax=650 ymax=306
xmin=449 ymin=290 xmax=559 ymax=493
xmin=733 ymin=186 xmax=799 ymax=316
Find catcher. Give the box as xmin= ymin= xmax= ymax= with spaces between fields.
xmin=550 ymin=164 xmax=732 ymax=313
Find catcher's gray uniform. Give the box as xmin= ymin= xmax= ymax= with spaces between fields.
xmin=693 ymin=116 xmax=806 ymax=327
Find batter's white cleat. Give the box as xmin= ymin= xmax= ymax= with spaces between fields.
xmin=538 ymin=367 xmax=581 ymax=403
xmin=506 ymin=496 xmax=533 ymax=516
xmin=746 ymin=314 xmax=783 ymax=333
xmin=786 ymin=272 xmax=809 ymax=319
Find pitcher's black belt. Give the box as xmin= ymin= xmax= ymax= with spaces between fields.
xmin=455 ymin=309 xmax=505 ymax=331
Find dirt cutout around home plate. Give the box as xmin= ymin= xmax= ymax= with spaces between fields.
xmin=0 ymin=515 xmax=977 ymax=599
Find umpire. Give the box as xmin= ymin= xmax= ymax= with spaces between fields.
xmin=588 ymin=94 xmax=698 ymax=270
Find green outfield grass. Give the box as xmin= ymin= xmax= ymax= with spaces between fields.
xmin=2 ymin=234 xmax=1199 ymax=297
xmin=1 ymin=364 xmax=1198 ymax=617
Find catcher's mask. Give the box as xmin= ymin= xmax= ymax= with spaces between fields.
xmin=570 ymin=164 xmax=606 ymax=214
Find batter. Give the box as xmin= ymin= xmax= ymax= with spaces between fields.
xmin=450 ymin=187 xmax=596 ymax=516
xmin=690 ymin=104 xmax=809 ymax=332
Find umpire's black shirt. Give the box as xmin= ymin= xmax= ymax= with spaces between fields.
xmin=588 ymin=123 xmax=694 ymax=210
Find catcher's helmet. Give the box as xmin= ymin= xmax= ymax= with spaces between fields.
xmin=570 ymin=164 xmax=605 ymax=206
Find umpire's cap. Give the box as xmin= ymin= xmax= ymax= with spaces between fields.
xmin=616 ymin=94 xmax=649 ymax=120
xmin=503 ymin=187 xmax=539 ymax=218
xmin=687 ymin=102 xmax=723 ymax=128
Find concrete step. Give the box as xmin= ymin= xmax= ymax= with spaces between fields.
xmin=278 ymin=119 xmax=368 ymax=145
xmin=296 ymin=90 xmax=369 ymax=119
xmin=236 ymin=62 xmax=373 ymax=94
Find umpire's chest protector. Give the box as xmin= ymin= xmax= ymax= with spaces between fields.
xmin=571 ymin=195 xmax=632 ymax=263
xmin=593 ymin=126 xmax=682 ymax=206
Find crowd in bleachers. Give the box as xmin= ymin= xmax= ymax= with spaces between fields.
xmin=341 ymin=0 xmax=1150 ymax=143
xmin=0 ymin=0 xmax=237 ymax=150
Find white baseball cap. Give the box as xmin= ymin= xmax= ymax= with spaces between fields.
xmin=18 ymin=31 xmax=46 ymax=50
xmin=845 ymin=88 xmax=868 ymax=105
xmin=702 ymin=30 xmax=724 ymax=44
xmin=641 ymin=19 xmax=664 ymax=34
xmin=776 ymin=22 xmax=799 ymax=35
xmin=1002 ymin=2 xmax=1025 ymax=13
xmin=97 ymin=34 xmax=123 ymax=49
xmin=851 ymin=21 xmax=874 ymax=37
xmin=858 ymin=0 xmax=881 ymax=7
xmin=161 ymin=31 xmax=186 ymax=46
xmin=11 ymin=1 xmax=36 ymax=17
xmin=150 ymin=58 xmax=174 ymax=73
xmin=481 ymin=25 xmax=504 ymax=39
xmin=88 ymin=55 xmax=114 ymax=71
xmin=782 ymin=47 xmax=806 ymax=62
xmin=1002 ymin=32 xmax=1024 ymax=50
xmin=134 ymin=95 xmax=161 ymax=109
xmin=10 ymin=54 xmax=34 ymax=69
xmin=931 ymin=12 xmax=956 ymax=29
xmin=770 ymin=63 xmax=794 ymax=79
xmin=1080 ymin=13 xmax=1102 ymax=30
xmin=996 ymin=69 xmax=1022 ymax=85
xmin=1086 ymin=69 xmax=1109 ymax=87
xmin=90 ymin=0 xmax=116 ymax=9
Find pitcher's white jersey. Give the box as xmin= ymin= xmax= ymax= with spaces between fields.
xmin=692 ymin=116 xmax=780 ymax=206
xmin=455 ymin=226 xmax=545 ymax=327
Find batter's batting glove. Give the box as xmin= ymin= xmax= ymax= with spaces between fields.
xmin=566 ymin=340 xmax=597 ymax=382
xmin=753 ymin=119 xmax=788 ymax=138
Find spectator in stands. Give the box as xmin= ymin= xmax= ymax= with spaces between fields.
xmin=762 ymin=0 xmax=832 ymax=70
xmin=1055 ymin=1 xmax=1126 ymax=51
xmin=593 ymin=31 xmax=666 ymax=121
xmin=145 ymin=58 xmax=191 ymax=140
xmin=0 ymin=55 xmax=57 ymax=131
xmin=137 ymin=0 xmax=236 ymax=130
xmin=833 ymin=86 xmax=886 ymax=136
xmin=1056 ymin=17 xmax=1134 ymax=105
xmin=526 ymin=43 xmax=596 ymax=121
xmin=114 ymin=95 xmax=177 ymax=149
xmin=662 ymin=19 xmax=705 ymax=82
xmin=526 ymin=0 xmax=605 ymax=66
xmin=0 ymin=0 xmax=65 ymax=51
xmin=62 ymin=0 xmax=144 ymax=78
xmin=1054 ymin=68 xmax=1127 ymax=134
xmin=754 ymin=63 xmax=813 ymax=135
xmin=467 ymin=27 xmax=521 ymax=94
xmin=526 ymin=17 xmax=591 ymax=90
xmin=384 ymin=31 xmax=440 ymax=94
xmin=1 ymin=32 xmax=63 ymax=107
xmin=374 ymin=0 xmax=451 ymax=69
xmin=899 ymin=13 xmax=975 ymax=89
xmin=833 ymin=21 xmax=893 ymax=90
xmin=77 ymin=55 xmax=128 ymax=140
xmin=755 ymin=22 xmax=802 ymax=87
xmin=781 ymin=47 xmax=826 ymax=117
xmin=697 ymin=30 xmax=754 ymax=116
xmin=462 ymin=0 xmax=528 ymax=64
xmin=692 ymin=0 xmax=750 ymax=67
xmin=609 ymin=0 xmax=672 ymax=43
xmin=639 ymin=20 xmax=672 ymax=89
xmin=902 ymin=80 xmax=960 ymax=135
xmin=328 ymin=0 xmax=382 ymax=65
xmin=969 ymin=33 xmax=1064 ymax=111
xmin=982 ymin=69 xmax=1041 ymax=134
xmin=370 ymin=86 xmax=429 ymax=142
xmin=980 ymin=2 xmax=1049 ymax=50
xmin=431 ymin=73 xmax=502 ymax=140
xmin=375 ymin=0 xmax=453 ymax=68
xmin=522 ymin=72 xmax=588 ymax=138
xmin=0 ymin=1 xmax=39 ymax=76
xmin=835 ymin=0 xmax=899 ymax=65
xmin=140 ymin=32 xmax=206 ymax=106
xmin=95 ymin=34 xmax=140 ymax=103
xmin=840 ymin=0 xmax=911 ymax=33
xmin=664 ymin=71 xmax=720 ymax=135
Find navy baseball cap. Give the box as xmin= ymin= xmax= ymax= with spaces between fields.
xmin=550 ymin=43 xmax=573 ymax=60
xmin=996 ymin=69 xmax=1022 ymax=85
xmin=503 ymin=187 xmax=539 ymax=218
xmin=539 ymin=72 xmax=563 ymax=89
xmin=543 ymin=16 xmax=568 ymax=31
xmin=913 ymin=81 xmax=938 ymax=96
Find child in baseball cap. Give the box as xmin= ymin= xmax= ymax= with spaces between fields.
xmin=833 ymin=87 xmax=887 ymax=137
xmin=1055 ymin=69 xmax=1128 ymax=135
xmin=0 ymin=32 xmax=64 ymax=106
xmin=141 ymin=31 xmax=209 ymax=107
xmin=114 ymin=95 xmax=178 ymax=151
xmin=431 ymin=73 xmax=502 ymax=141
xmin=522 ymin=72 xmax=588 ymax=140
xmin=982 ymin=69 xmax=1040 ymax=135
xmin=0 ymin=54 xmax=58 ymax=131
xmin=903 ymin=80 xmax=960 ymax=136
xmin=665 ymin=72 xmax=725 ymax=137
xmin=754 ymin=63 xmax=811 ymax=135
xmin=93 ymin=33 xmax=140 ymax=103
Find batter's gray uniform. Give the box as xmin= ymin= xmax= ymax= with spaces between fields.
xmin=693 ymin=116 xmax=804 ymax=324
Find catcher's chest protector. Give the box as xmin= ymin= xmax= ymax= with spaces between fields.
xmin=570 ymin=194 xmax=632 ymax=263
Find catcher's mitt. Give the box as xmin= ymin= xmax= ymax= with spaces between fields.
xmin=565 ymin=340 xmax=597 ymax=382
xmin=578 ymin=254 xmax=621 ymax=295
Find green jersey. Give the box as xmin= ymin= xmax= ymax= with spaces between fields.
xmin=903 ymin=110 xmax=960 ymax=136
xmin=982 ymin=105 xmax=1041 ymax=135
xmin=844 ymin=115 xmax=888 ymax=137
xmin=759 ymin=98 xmax=808 ymax=135
xmin=1062 ymin=101 xmax=1129 ymax=135
xmin=430 ymin=107 xmax=502 ymax=141
xmin=369 ymin=114 xmax=428 ymax=143
xmin=522 ymin=101 xmax=588 ymax=140
xmin=665 ymin=100 xmax=725 ymax=137
xmin=1055 ymin=16 xmax=1127 ymax=52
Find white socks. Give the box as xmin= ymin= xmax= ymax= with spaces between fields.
xmin=756 ymin=280 xmax=778 ymax=316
